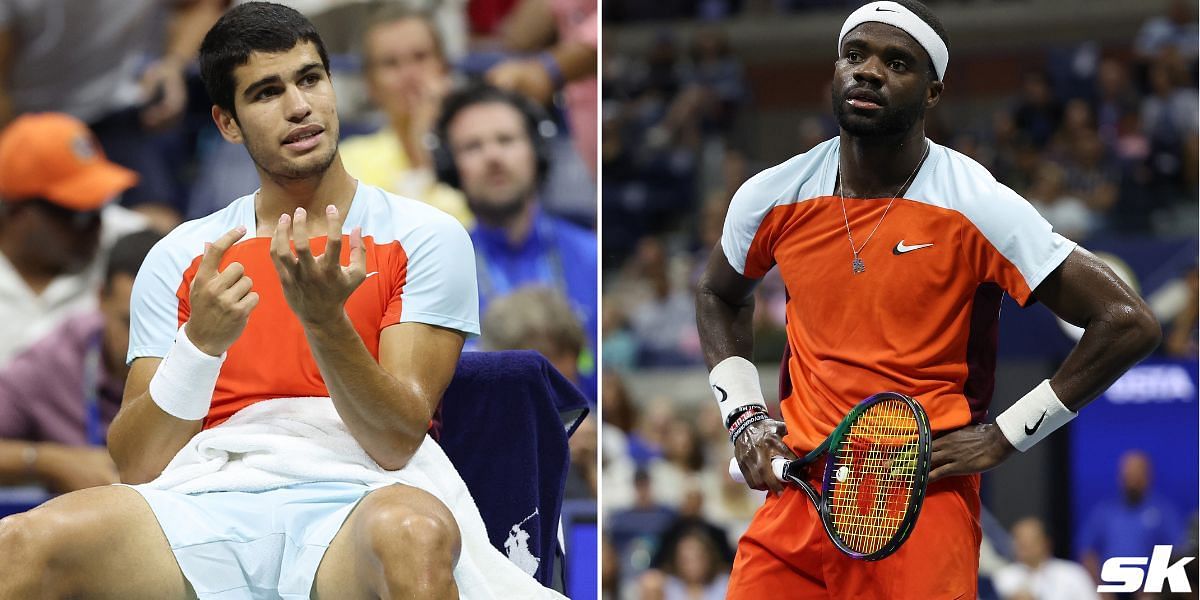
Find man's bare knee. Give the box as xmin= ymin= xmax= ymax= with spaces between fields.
xmin=367 ymin=505 xmax=460 ymax=561
xmin=0 ymin=511 xmax=62 ymax=596
xmin=359 ymin=490 xmax=460 ymax=597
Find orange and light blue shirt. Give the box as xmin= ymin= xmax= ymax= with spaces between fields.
xmin=721 ymin=138 xmax=1076 ymax=453
xmin=128 ymin=183 xmax=479 ymax=429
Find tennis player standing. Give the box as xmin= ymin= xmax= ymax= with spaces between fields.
xmin=695 ymin=1 xmax=1160 ymax=597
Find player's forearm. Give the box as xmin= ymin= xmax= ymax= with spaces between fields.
xmin=107 ymin=392 xmax=203 ymax=484
xmin=303 ymin=314 xmax=432 ymax=470
xmin=696 ymin=282 xmax=757 ymax=370
xmin=1049 ymin=300 xmax=1161 ymax=412
xmin=0 ymin=440 xmax=37 ymax=486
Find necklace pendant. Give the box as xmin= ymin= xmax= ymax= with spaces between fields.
xmin=852 ymin=257 xmax=866 ymax=274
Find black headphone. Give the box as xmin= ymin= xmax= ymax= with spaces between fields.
xmin=430 ymin=83 xmax=556 ymax=190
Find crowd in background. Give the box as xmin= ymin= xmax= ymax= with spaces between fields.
xmin=601 ymin=1 xmax=1198 ymax=599
xmin=0 ymin=0 xmax=599 ymax=513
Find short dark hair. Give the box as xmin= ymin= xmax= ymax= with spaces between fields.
xmin=199 ymin=2 xmax=331 ymax=119
xmin=104 ymin=229 xmax=162 ymax=293
xmin=890 ymin=0 xmax=949 ymax=79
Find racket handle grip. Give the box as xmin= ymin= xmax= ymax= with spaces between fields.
xmin=728 ymin=457 xmax=787 ymax=484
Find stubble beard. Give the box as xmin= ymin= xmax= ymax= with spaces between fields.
xmin=831 ymin=87 xmax=925 ymax=139
xmin=467 ymin=182 xmax=536 ymax=228
xmin=246 ymin=127 xmax=340 ymax=183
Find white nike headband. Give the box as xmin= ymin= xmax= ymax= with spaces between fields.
xmin=838 ymin=1 xmax=948 ymax=81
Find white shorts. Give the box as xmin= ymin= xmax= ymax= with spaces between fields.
xmin=123 ymin=481 xmax=375 ymax=599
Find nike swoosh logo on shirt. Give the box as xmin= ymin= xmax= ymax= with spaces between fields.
xmin=365 ymin=271 xmax=379 ymax=278
xmin=892 ymin=240 xmax=934 ymax=254
xmin=875 ymin=6 xmax=896 ymax=11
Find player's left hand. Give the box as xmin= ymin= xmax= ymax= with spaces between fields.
xmin=270 ymin=204 xmax=366 ymax=327
xmin=928 ymin=423 xmax=1016 ymax=482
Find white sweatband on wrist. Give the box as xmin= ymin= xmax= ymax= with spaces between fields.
xmin=994 ymin=379 xmax=1076 ymax=452
xmin=838 ymin=1 xmax=949 ymax=80
xmin=148 ymin=324 xmax=225 ymax=421
xmin=709 ymin=356 xmax=768 ymax=427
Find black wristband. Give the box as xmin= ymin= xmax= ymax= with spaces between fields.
xmin=724 ymin=403 xmax=768 ymax=430
xmin=729 ymin=411 xmax=770 ymax=444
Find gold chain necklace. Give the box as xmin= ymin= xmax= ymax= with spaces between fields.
xmin=837 ymin=142 xmax=929 ymax=274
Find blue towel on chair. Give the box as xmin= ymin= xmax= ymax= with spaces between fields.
xmin=436 ymin=350 xmax=589 ymax=588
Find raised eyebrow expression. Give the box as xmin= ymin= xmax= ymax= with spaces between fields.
xmin=241 ymin=63 xmax=326 ymax=102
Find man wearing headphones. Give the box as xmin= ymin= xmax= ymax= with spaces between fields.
xmin=436 ymin=84 xmax=597 ymax=398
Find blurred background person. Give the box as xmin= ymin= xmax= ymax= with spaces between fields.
xmin=339 ymin=4 xmax=473 ymax=225
xmin=1078 ymin=450 xmax=1186 ymax=587
xmin=638 ymin=524 xmax=731 ymax=600
xmin=994 ymin=517 xmax=1098 ymax=600
xmin=486 ymin=0 xmax=597 ymax=179
xmin=0 ymin=0 xmax=226 ymax=229
xmin=0 ymin=113 xmax=147 ymax=365
xmin=0 ymin=229 xmax=160 ymax=493
xmin=436 ymin=83 xmax=597 ymax=400
xmin=482 ymin=285 xmax=584 ymax=383
xmin=481 ymin=285 xmax=595 ymax=499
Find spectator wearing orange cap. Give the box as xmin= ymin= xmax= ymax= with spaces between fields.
xmin=0 ymin=113 xmax=147 ymax=365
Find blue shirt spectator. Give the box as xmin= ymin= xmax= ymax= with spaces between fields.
xmin=472 ymin=207 xmax=598 ymax=398
xmin=435 ymin=85 xmax=598 ymax=400
xmin=1078 ymin=494 xmax=1184 ymax=562
xmin=1078 ymin=451 xmax=1185 ymax=570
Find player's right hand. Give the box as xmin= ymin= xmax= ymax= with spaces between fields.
xmin=186 ymin=226 xmax=258 ymax=356
xmin=733 ymin=418 xmax=798 ymax=494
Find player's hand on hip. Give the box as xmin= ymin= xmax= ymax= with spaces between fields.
xmin=187 ymin=226 xmax=258 ymax=356
xmin=733 ymin=418 xmax=798 ymax=494
xmin=928 ymin=423 xmax=1016 ymax=482
xmin=270 ymin=205 xmax=366 ymax=327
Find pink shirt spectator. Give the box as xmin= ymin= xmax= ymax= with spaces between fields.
xmin=0 ymin=312 xmax=122 ymax=446
xmin=552 ymin=0 xmax=597 ymax=175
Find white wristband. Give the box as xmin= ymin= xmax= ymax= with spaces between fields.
xmin=994 ymin=379 xmax=1076 ymax=452
xmin=709 ymin=356 xmax=768 ymax=426
xmin=148 ymin=324 xmax=224 ymax=421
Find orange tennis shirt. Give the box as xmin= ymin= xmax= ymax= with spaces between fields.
xmin=721 ymin=138 xmax=1076 ymax=453
xmin=127 ymin=183 xmax=480 ymax=429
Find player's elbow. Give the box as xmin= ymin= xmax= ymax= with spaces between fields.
xmin=116 ymin=463 xmax=162 ymax=486
xmin=1116 ymin=301 xmax=1161 ymax=359
xmin=367 ymin=437 xmax=422 ymax=472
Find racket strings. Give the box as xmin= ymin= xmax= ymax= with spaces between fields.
xmin=825 ymin=399 xmax=921 ymax=554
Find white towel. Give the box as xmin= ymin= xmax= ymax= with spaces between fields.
xmin=144 ymin=396 xmax=566 ymax=600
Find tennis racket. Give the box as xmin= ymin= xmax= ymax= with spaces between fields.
xmin=728 ymin=391 xmax=932 ymax=560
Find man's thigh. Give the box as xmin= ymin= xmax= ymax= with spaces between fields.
xmin=0 ymin=484 xmax=191 ymax=599
xmin=728 ymin=475 xmax=982 ymax=600
xmin=311 ymin=483 xmax=459 ymax=600
xmin=727 ymin=487 xmax=831 ymax=600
